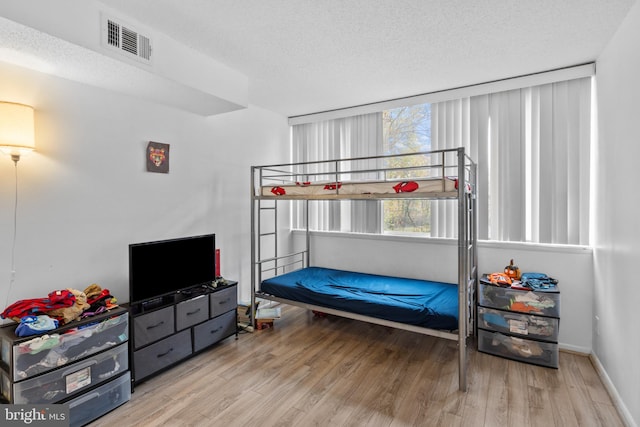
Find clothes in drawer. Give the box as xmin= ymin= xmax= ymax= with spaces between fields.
xmin=477 ymin=306 xmax=559 ymax=342
xmin=67 ymin=371 xmax=131 ymax=427
xmin=133 ymin=305 xmax=174 ymax=349
xmin=210 ymin=286 xmax=236 ymax=317
xmin=8 ymin=342 xmax=128 ymax=404
xmin=477 ymin=329 xmax=559 ymax=368
xmin=193 ymin=310 xmax=236 ymax=353
xmin=478 ymin=282 xmax=560 ymax=318
xmin=133 ymin=329 xmax=191 ymax=381
xmin=176 ymin=295 xmax=209 ymax=331
xmin=11 ymin=312 xmax=129 ymax=382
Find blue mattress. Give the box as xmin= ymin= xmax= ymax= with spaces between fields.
xmin=260 ymin=267 xmax=459 ymax=330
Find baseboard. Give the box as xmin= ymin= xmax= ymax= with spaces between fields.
xmin=558 ymin=343 xmax=591 ymax=355
xmin=589 ymin=352 xmax=637 ymax=427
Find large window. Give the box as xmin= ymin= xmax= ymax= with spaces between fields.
xmin=292 ymin=76 xmax=592 ymax=246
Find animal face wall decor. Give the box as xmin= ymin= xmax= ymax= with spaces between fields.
xmin=147 ymin=141 xmax=170 ymax=173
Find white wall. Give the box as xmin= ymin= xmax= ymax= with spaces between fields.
xmin=295 ymin=231 xmax=593 ymax=352
xmin=0 ymin=60 xmax=288 ymax=315
xmin=595 ymin=1 xmax=640 ymax=425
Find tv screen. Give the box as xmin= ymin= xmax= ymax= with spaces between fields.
xmin=129 ymin=234 xmax=215 ymax=304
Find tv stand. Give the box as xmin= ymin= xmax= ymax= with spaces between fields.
xmin=127 ymin=281 xmax=237 ymax=389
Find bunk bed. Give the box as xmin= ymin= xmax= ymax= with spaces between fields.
xmin=251 ymin=147 xmax=477 ymax=391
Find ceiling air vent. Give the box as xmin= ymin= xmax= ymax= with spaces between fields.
xmin=102 ymin=14 xmax=152 ymax=63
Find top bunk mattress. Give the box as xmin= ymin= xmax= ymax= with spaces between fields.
xmin=262 ymin=177 xmax=459 ymax=198
xmin=260 ymin=267 xmax=459 ymax=330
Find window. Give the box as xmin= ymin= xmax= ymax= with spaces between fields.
xmin=382 ymin=104 xmax=432 ymax=235
xmin=291 ymin=76 xmax=592 ymax=245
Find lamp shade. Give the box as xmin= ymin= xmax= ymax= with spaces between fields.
xmin=0 ymin=102 xmax=35 ymax=156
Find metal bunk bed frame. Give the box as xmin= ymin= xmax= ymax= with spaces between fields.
xmin=251 ymin=147 xmax=478 ymax=391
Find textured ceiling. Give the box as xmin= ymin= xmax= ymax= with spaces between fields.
xmin=100 ymin=0 xmax=634 ymax=117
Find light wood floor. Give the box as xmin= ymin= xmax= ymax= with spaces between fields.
xmin=91 ymin=305 xmax=624 ymax=427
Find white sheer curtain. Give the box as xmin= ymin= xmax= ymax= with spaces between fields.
xmin=431 ymin=76 xmax=592 ymax=244
xmin=291 ymin=113 xmax=383 ymax=233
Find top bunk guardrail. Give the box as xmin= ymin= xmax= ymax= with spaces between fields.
xmin=252 ymin=147 xmax=475 ymax=200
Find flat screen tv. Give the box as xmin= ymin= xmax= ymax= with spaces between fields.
xmin=129 ymin=234 xmax=215 ymax=304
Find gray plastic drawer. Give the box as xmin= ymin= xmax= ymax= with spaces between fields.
xmin=479 ymin=282 xmax=560 ymax=318
xmin=210 ymin=286 xmax=236 ymax=317
xmin=478 ymin=307 xmax=560 ymax=342
xmin=193 ymin=310 xmax=236 ymax=353
xmin=134 ymin=306 xmax=175 ymax=349
xmin=478 ymin=329 xmax=559 ymax=368
xmin=176 ymin=295 xmax=209 ymax=331
xmin=11 ymin=343 xmax=128 ymax=404
xmin=133 ymin=329 xmax=191 ymax=381
xmin=12 ymin=312 xmax=129 ymax=382
xmin=68 ymin=371 xmax=131 ymax=427
xmin=478 ymin=306 xmax=559 ymax=342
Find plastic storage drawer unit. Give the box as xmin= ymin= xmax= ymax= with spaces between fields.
xmin=478 ymin=329 xmax=559 ymax=368
xmin=67 ymin=371 xmax=131 ymax=427
xmin=477 ymin=306 xmax=559 ymax=342
xmin=479 ymin=282 xmax=560 ymax=318
xmin=9 ymin=342 xmax=128 ymax=404
xmin=4 ymin=312 xmax=129 ymax=382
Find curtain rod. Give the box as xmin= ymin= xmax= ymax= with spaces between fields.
xmin=289 ymin=62 xmax=595 ymax=125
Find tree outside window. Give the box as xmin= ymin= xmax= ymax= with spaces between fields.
xmin=382 ymin=104 xmax=432 ymax=235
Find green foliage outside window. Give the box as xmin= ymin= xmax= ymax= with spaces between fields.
xmin=382 ymin=104 xmax=432 ymax=234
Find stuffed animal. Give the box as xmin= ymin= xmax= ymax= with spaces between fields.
xmin=83 ymin=283 xmax=103 ymax=300
xmin=46 ymin=288 xmax=90 ymax=324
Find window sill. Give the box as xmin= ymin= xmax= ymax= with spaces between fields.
xmin=291 ymin=229 xmax=592 ymax=255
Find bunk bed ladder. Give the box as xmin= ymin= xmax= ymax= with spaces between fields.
xmin=258 ymin=201 xmax=278 ymax=266
xmin=455 ymin=147 xmax=479 ymax=392
xmin=251 ymin=166 xmax=279 ymax=327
